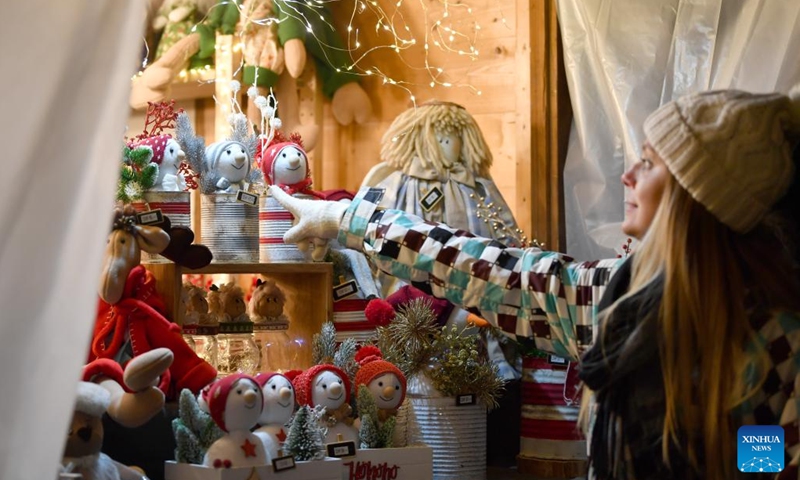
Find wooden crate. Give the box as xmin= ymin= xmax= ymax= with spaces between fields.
xmin=146 ymin=262 xmax=333 ymax=371
xmin=165 ymin=457 xmax=342 ymax=480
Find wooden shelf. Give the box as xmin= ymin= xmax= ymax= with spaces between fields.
xmin=144 ymin=261 xmax=334 ymax=371
xmin=188 ymin=262 xmax=333 ymax=275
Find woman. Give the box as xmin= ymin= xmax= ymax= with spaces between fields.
xmin=271 ymin=88 xmax=800 ymax=479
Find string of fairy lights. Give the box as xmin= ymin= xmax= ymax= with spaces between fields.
xmin=134 ymin=0 xmax=511 ymax=104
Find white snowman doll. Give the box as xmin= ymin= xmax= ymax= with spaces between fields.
xmin=354 ymin=346 xmax=407 ymax=417
xmin=204 ymin=373 xmax=269 ymax=468
xmin=205 ymin=140 xmax=251 ymax=193
xmin=291 ymin=364 xmax=358 ymax=445
xmin=132 ymin=134 xmax=187 ymax=191
xmin=257 ymin=137 xmax=330 ymax=261
xmin=253 ymin=372 xmax=296 ymax=459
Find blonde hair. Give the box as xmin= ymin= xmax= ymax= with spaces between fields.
xmin=380 ymin=101 xmax=492 ymax=177
xmin=580 ymin=173 xmax=795 ymax=479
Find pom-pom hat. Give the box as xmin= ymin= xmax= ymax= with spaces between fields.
xmin=74 ymin=381 xmax=111 ymax=418
xmin=132 ymin=135 xmax=172 ymax=164
xmin=258 ymin=141 xmax=307 ymax=185
xmin=207 ymin=373 xmax=261 ymax=432
xmin=291 ymin=364 xmax=351 ymax=407
xmin=643 ymin=87 xmax=800 ymax=233
xmin=354 ymin=346 xmax=406 ymax=406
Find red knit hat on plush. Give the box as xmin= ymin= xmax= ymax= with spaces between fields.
xmin=132 ymin=134 xmax=172 ymax=164
xmin=291 ymin=364 xmax=351 ymax=407
xmin=254 ymin=371 xmax=282 ymax=387
xmin=207 ymin=373 xmax=261 ymax=432
xmin=258 ymin=141 xmax=306 ymax=185
xmin=354 ymin=346 xmax=406 ymax=406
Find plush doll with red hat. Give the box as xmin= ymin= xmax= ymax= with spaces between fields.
xmin=253 ymin=372 xmax=296 ymax=459
xmin=256 ymin=115 xmax=332 ymax=261
xmin=128 ymin=100 xmax=188 ymax=191
xmin=204 ymin=374 xmax=269 ymax=467
xmin=291 ymin=364 xmax=358 ymax=444
xmin=354 ymin=346 xmax=406 ymax=418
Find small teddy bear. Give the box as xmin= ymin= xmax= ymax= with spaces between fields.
xmin=208 ymin=282 xmax=249 ymax=323
xmin=249 ymin=278 xmax=288 ymax=324
xmin=61 ymin=382 xmax=148 ymax=480
xmin=182 ymin=282 xmax=213 ymax=325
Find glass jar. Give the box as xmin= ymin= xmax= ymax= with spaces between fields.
xmin=254 ymin=320 xmax=305 ymax=373
xmin=192 ymin=325 xmax=219 ymax=369
xmin=216 ymin=321 xmax=260 ymax=375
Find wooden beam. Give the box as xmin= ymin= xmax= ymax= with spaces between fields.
xmin=518 ymin=0 xmax=571 ymax=251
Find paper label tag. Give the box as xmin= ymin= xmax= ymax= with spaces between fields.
xmin=419 ymin=186 xmax=444 ymax=211
xmin=333 ymin=280 xmax=359 ymax=302
xmin=548 ymin=355 xmax=567 ymax=366
xmin=253 ymin=321 xmax=290 ymax=331
xmin=136 ymin=209 xmax=164 ymax=225
xmin=456 ymin=393 xmax=477 ymax=406
xmin=326 ymin=440 xmax=357 ymax=458
xmin=236 ymin=190 xmax=259 ymax=206
xmin=272 ymin=455 xmax=297 ymax=472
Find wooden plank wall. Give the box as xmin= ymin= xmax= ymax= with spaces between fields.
xmin=131 ymin=0 xmax=569 ymax=249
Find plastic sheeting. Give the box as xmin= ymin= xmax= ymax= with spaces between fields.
xmin=558 ymin=0 xmax=800 ymax=260
xmin=0 ymin=2 xmax=144 ymax=479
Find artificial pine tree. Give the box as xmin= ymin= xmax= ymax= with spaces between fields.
xmin=172 ymin=389 xmax=224 ymax=464
xmin=284 ymin=405 xmax=327 ymax=461
xmin=118 ymin=144 xmax=158 ymax=203
xmin=357 ymin=385 xmax=396 ymax=449
xmin=312 ymin=322 xmax=338 ymax=364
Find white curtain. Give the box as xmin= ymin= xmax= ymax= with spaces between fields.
xmin=0 ymin=2 xmax=144 ymax=479
xmin=558 ymin=0 xmax=800 ymax=260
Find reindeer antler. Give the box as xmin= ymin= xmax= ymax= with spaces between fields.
xmin=134 ymin=100 xmax=185 ymax=142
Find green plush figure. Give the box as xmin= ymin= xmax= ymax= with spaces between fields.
xmin=274 ymin=0 xmax=372 ymax=125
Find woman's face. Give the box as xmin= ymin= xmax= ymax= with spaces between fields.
xmin=621 ymin=143 xmax=669 ymax=239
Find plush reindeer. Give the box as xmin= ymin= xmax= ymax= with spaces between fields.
xmin=85 ymin=206 xmax=217 ymax=428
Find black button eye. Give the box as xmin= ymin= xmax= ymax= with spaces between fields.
xmin=272 ymin=385 xmax=277 ymax=390
xmin=378 ymin=382 xmax=383 ymax=387
xmin=322 ymin=384 xmax=327 ymax=389
xmin=120 ymin=239 xmax=125 ymax=244
xmin=236 ymin=389 xmax=242 ymax=394
xmin=226 ymin=150 xmax=231 ymax=155
xmin=395 ymin=386 xmax=400 ymax=390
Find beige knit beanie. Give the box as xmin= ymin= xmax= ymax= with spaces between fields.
xmin=643 ymin=87 xmax=800 ymax=232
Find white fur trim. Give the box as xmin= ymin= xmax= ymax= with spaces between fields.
xmin=74 ymin=382 xmax=110 ymax=417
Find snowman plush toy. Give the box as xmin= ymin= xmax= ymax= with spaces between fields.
xmin=354 ymin=346 xmax=407 ymax=420
xmin=291 ymin=364 xmax=358 ymax=444
xmin=204 ymin=374 xmax=269 ymax=468
xmin=205 ymin=140 xmax=252 ymax=193
xmin=253 ymin=372 xmax=296 ymax=459
xmin=257 ymin=135 xmax=330 ymax=261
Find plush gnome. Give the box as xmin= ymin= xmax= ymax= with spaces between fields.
xmin=291 ymin=364 xmax=358 ymax=444
xmin=61 ymin=382 xmax=147 ymax=480
xmin=205 ymin=140 xmax=251 ymax=193
xmin=253 ymin=372 xmax=296 ymax=459
xmin=204 ymin=374 xmax=269 ymax=468
xmin=354 ymin=346 xmax=406 ymax=419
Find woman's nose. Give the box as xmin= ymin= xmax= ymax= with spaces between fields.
xmin=621 ymin=165 xmax=636 ymax=188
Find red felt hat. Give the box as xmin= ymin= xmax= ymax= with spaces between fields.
xmin=207 ymin=373 xmax=260 ymax=432
xmin=257 ymin=142 xmax=299 ymax=185
xmin=132 ymin=134 xmax=172 ymax=164
xmin=291 ymin=364 xmax=351 ymax=407
xmin=354 ymin=347 xmax=406 ymax=406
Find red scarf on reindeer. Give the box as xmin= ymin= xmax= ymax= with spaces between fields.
xmin=86 ymin=265 xmax=216 ymax=397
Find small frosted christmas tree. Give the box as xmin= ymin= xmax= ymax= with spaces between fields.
xmin=312 ymin=321 xmax=358 ymax=384
xmin=357 ymin=385 xmax=396 ymax=449
xmin=284 ymin=405 xmax=326 ymax=461
xmin=172 ymin=389 xmax=224 ymax=464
